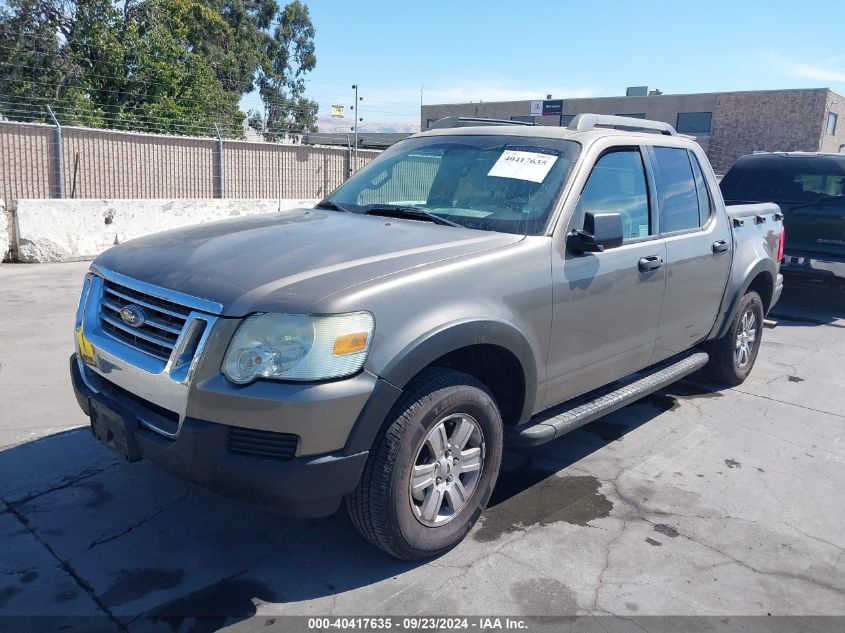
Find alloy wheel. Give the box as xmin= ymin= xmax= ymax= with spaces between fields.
xmin=408 ymin=413 xmax=485 ymax=527
xmin=735 ymin=309 xmax=757 ymax=368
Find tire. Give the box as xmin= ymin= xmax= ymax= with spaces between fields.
xmin=702 ymin=290 xmax=765 ymax=386
xmin=346 ymin=368 xmax=503 ymax=559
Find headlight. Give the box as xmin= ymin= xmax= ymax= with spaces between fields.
xmin=222 ymin=312 xmax=375 ymax=384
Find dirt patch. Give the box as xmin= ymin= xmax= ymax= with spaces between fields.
xmin=510 ymin=577 xmax=578 ymax=615
xmin=653 ymin=524 xmax=679 ymax=538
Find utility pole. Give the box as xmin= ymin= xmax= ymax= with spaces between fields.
xmin=351 ymin=84 xmax=362 ymax=173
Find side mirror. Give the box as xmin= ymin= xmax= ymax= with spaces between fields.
xmin=567 ymin=211 xmax=624 ymax=253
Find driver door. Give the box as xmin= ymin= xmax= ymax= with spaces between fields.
xmin=543 ymin=146 xmax=668 ymax=409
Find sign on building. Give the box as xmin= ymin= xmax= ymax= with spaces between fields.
xmin=530 ymin=100 xmax=564 ymax=116
xmin=542 ymin=100 xmax=563 ymax=116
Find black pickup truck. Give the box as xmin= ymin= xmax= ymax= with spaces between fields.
xmin=721 ymin=152 xmax=845 ymax=285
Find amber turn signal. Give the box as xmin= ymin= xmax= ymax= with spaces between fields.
xmin=332 ymin=332 xmax=370 ymax=356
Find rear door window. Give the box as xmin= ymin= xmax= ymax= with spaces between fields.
xmin=652 ymin=147 xmax=700 ymax=233
xmin=689 ymin=151 xmax=712 ymax=225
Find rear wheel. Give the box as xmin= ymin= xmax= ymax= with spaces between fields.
xmin=702 ymin=290 xmax=764 ymax=385
xmin=346 ymin=368 xmax=503 ymax=559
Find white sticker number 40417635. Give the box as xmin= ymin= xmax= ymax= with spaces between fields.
xmin=487 ymin=150 xmax=558 ymax=183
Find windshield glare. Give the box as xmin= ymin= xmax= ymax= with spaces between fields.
xmin=327 ymin=135 xmax=580 ymax=234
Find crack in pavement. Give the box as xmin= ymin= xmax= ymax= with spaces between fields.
xmin=661 ymin=517 xmax=845 ymax=597
xmin=9 ymin=462 xmax=120 ymax=508
xmin=603 ymin=475 xmax=845 ymax=598
xmin=590 ymin=504 xmax=628 ymax=612
xmin=729 ymin=388 xmax=845 ymax=419
xmin=87 ymin=487 xmax=190 ymax=551
xmin=1 ymin=496 xmax=126 ymax=631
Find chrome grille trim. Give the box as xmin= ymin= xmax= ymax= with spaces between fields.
xmin=98 ymin=279 xmax=187 ymax=361
xmin=101 ymin=312 xmax=178 ymax=351
xmin=91 ymin=264 xmax=224 ymax=315
xmin=78 ymin=266 xmax=223 ymax=440
xmin=101 ymin=297 xmax=183 ymax=335
xmin=102 ymin=285 xmax=191 ymax=320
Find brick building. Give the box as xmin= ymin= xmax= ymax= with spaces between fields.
xmin=421 ymin=88 xmax=845 ymax=173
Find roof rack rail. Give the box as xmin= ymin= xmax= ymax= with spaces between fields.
xmin=428 ymin=116 xmax=535 ymax=130
xmin=566 ymin=113 xmax=677 ymax=136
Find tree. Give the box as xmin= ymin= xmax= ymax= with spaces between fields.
xmin=0 ymin=0 xmax=319 ymax=138
xmin=258 ymin=0 xmax=317 ymax=141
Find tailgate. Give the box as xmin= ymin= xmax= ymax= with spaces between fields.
xmin=782 ymin=200 xmax=845 ymax=258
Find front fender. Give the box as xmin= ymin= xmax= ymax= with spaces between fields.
xmin=342 ymin=318 xmax=538 ymax=455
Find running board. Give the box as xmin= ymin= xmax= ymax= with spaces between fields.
xmin=506 ymin=351 xmax=710 ymax=447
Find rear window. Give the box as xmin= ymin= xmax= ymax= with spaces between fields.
xmin=720 ymin=156 xmax=845 ymax=203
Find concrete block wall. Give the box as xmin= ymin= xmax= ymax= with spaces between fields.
xmin=0 ymin=120 xmax=381 ymax=205
xmin=421 ymin=88 xmax=845 ymax=174
xmin=707 ymin=89 xmax=830 ymax=173
xmin=819 ymin=90 xmax=845 ymax=154
xmin=12 ymin=198 xmax=317 ymax=263
xmin=422 ymin=101 xmax=562 ymax=128
xmin=1 ymin=199 xmax=9 ymax=261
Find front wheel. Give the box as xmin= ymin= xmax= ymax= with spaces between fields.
xmin=702 ymin=290 xmax=765 ymax=385
xmin=346 ymin=368 xmax=503 ymax=559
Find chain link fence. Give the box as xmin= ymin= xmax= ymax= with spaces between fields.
xmin=0 ymin=120 xmax=380 ymax=204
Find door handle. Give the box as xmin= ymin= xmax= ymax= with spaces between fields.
xmin=638 ymin=255 xmax=664 ymax=272
xmin=712 ymin=240 xmax=729 ymax=254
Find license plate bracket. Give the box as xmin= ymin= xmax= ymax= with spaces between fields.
xmin=89 ymin=399 xmax=142 ymax=462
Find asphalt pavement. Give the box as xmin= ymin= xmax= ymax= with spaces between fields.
xmin=0 ymin=262 xmax=843 ymax=631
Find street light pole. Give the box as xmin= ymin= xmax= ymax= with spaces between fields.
xmin=351 ymin=84 xmax=359 ymax=172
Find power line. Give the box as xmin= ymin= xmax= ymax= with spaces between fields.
xmin=0 ymin=46 xmax=422 ymax=109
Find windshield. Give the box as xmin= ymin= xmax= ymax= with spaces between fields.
xmin=720 ymin=156 xmax=845 ymax=204
xmin=325 ymin=134 xmax=580 ymax=235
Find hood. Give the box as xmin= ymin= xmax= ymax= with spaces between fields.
xmin=94 ymin=208 xmax=522 ymax=316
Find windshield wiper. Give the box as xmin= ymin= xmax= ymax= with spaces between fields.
xmin=789 ymin=194 xmax=845 ymax=211
xmin=363 ymin=205 xmax=464 ymax=228
xmin=314 ymin=200 xmax=351 ymax=213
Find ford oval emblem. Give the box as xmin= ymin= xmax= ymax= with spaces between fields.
xmin=119 ymin=304 xmax=146 ymax=328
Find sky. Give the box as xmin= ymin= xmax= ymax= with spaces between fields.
xmin=242 ymin=0 xmax=845 ymax=132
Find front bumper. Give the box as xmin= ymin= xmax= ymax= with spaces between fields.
xmin=781 ymin=252 xmax=845 ymax=282
xmin=71 ymin=355 xmax=369 ymax=518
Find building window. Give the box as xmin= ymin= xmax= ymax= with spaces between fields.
xmin=617 ymin=113 xmax=646 ymax=119
xmin=676 ymin=112 xmax=712 ymax=134
xmin=827 ymin=112 xmax=838 ymax=135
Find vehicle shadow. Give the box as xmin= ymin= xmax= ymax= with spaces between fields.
xmin=0 ymin=427 xmax=425 ymax=630
xmin=768 ymin=278 xmax=845 ymax=327
xmin=0 ymin=379 xmax=721 ymax=631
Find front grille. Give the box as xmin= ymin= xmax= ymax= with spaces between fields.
xmin=99 ymin=279 xmax=191 ymax=361
xmin=228 ymin=427 xmax=298 ymax=460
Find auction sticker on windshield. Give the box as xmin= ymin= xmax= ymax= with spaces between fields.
xmin=487 ymin=150 xmax=558 ymax=183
